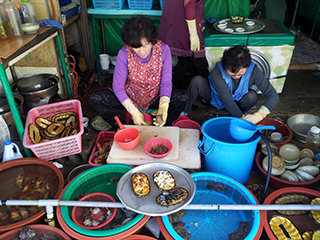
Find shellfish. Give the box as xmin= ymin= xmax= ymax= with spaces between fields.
xmin=313 ymin=230 xmax=320 ymax=240
xmin=302 ymin=231 xmax=313 ymax=240
xmin=295 ymin=169 xmax=315 ymax=181
xmin=300 ymin=148 xmax=315 ymax=159
xmin=274 ymin=194 xmax=310 ymax=215
xmin=269 ymin=216 xmax=302 ymax=240
xmin=262 ymin=155 xmax=286 ymax=176
xmin=311 ymin=198 xmax=320 ymax=224
xmin=297 ymin=166 xmax=319 ymax=176
xmin=280 ymin=170 xmax=299 ymax=182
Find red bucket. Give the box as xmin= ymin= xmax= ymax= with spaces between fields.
xmin=173 ymin=116 xmax=201 ymax=133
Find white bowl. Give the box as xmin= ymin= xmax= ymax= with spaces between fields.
xmin=218 ymin=24 xmax=227 ymax=29
xmin=246 ymin=21 xmax=255 ymax=26
xmin=224 ymin=28 xmax=234 ymax=33
xmin=22 ymin=23 xmax=40 ymax=35
xmin=235 ymin=27 xmax=245 ymax=33
xmin=219 ymin=20 xmax=228 ymax=25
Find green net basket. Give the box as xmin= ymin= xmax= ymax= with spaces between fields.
xmin=59 ymin=164 xmax=145 ymax=237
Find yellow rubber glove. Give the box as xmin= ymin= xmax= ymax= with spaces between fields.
xmin=154 ymin=96 xmax=170 ymax=127
xmin=242 ymin=105 xmax=271 ymax=124
xmin=186 ymin=19 xmax=200 ymax=52
xmin=122 ymin=98 xmax=148 ymax=125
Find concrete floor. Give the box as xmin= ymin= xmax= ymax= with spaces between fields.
xmin=58 ymin=69 xmax=320 ymax=239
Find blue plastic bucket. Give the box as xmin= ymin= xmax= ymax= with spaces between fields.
xmin=161 ymin=172 xmax=262 ymax=240
xmin=198 ymin=117 xmax=261 ymax=183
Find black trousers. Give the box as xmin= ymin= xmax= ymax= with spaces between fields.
xmin=183 ymin=75 xmax=259 ymax=115
xmin=89 ymin=89 xmax=188 ymax=127
xmin=173 ymin=56 xmax=209 ymax=90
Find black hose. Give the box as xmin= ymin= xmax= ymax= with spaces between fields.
xmin=258 ymin=132 xmax=272 ymax=203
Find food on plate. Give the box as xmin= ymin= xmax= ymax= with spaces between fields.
xmin=231 ymin=16 xmax=244 ymax=23
xmin=269 ymin=216 xmax=302 ymax=240
xmin=156 ymin=187 xmax=188 ymax=207
xmin=131 ymin=172 xmax=150 ymax=197
xmin=153 ymin=170 xmax=175 ymax=190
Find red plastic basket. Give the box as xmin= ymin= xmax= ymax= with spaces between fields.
xmin=88 ymin=131 xmax=116 ymax=166
xmin=23 ymin=100 xmax=84 ymax=160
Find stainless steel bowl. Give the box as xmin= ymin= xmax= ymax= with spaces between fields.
xmin=287 ymin=114 xmax=320 ymax=143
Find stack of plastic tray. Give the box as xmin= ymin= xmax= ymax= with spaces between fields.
xmin=128 ymin=0 xmax=154 ymax=9
xmin=92 ymin=0 xmax=126 ymax=9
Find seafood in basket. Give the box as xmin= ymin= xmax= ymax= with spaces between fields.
xmin=0 ymin=175 xmax=51 ymax=226
xmin=261 ymin=143 xmax=320 ymax=182
xmin=28 ymin=112 xmax=79 ymax=144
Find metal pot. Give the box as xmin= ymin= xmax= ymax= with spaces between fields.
xmin=16 ymin=74 xmax=59 ymax=111
xmin=0 ymin=93 xmax=24 ymax=127
xmin=0 ymin=95 xmax=10 ymax=114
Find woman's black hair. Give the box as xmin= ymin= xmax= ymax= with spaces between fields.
xmin=221 ymin=45 xmax=251 ymax=73
xmin=121 ymin=16 xmax=158 ymax=48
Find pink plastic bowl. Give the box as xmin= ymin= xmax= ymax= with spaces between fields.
xmin=144 ymin=137 xmax=173 ymax=159
xmin=71 ymin=192 xmax=117 ymax=230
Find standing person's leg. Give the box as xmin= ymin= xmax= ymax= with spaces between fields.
xmin=191 ymin=57 xmax=209 ymax=79
xmin=237 ymin=90 xmax=259 ymax=113
xmin=166 ymin=89 xmax=188 ymax=125
xmin=182 ymin=75 xmax=211 ymax=114
xmin=173 ymin=56 xmax=191 ymax=89
xmin=89 ymin=89 xmax=124 ymax=127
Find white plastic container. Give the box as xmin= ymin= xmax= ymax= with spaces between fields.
xmin=99 ymin=54 xmax=110 ymax=70
xmin=2 ymin=140 xmax=23 ymax=162
xmin=270 ymin=132 xmax=283 ymax=143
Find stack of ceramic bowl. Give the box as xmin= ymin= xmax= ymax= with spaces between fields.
xmin=261 ymin=143 xmax=320 ymax=183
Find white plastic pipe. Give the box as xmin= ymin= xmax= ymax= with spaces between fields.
xmin=2 ymin=199 xmax=320 ymax=211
